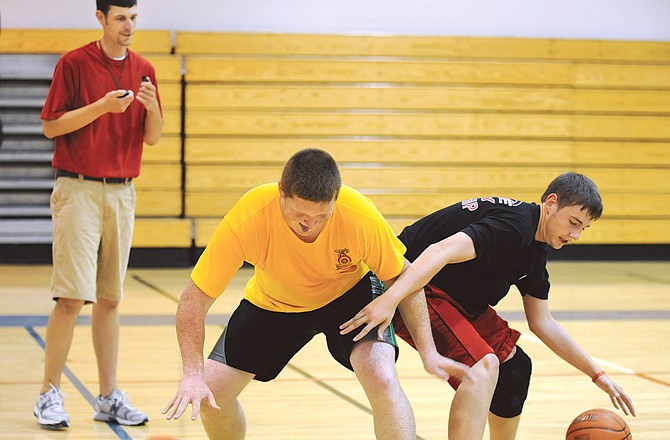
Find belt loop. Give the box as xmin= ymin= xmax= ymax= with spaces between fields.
xmin=77 ymin=174 xmax=84 ymax=183
xmin=102 ymin=178 xmax=108 ymax=185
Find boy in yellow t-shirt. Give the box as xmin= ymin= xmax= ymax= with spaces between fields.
xmin=163 ymin=148 xmax=471 ymax=439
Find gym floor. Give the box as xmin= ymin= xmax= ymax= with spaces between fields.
xmin=1 ymin=261 xmax=668 ymax=439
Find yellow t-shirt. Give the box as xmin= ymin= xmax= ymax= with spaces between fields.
xmin=191 ymin=183 xmax=406 ymax=312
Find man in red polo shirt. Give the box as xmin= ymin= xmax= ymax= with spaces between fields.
xmin=34 ymin=0 xmax=162 ymax=429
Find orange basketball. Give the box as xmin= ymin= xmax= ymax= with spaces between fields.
xmin=565 ymin=408 xmax=632 ymax=440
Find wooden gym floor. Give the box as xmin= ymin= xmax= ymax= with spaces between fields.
xmin=1 ymin=261 xmax=668 ymax=439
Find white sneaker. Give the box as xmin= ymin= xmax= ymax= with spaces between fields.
xmin=93 ymin=389 xmax=148 ymax=425
xmin=34 ymin=385 xmax=70 ymax=429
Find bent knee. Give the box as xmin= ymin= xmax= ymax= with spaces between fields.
xmin=351 ymin=347 xmax=400 ymax=394
xmin=473 ymin=353 xmax=500 ymax=381
xmin=490 ymin=346 xmax=532 ymax=418
xmin=354 ymin=364 xmax=400 ymax=393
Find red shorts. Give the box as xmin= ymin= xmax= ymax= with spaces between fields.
xmin=392 ymin=284 xmax=520 ymax=389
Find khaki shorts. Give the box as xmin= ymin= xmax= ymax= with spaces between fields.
xmin=50 ymin=176 xmax=136 ymax=303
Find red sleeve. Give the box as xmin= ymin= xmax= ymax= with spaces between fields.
xmin=41 ymin=55 xmax=77 ymax=121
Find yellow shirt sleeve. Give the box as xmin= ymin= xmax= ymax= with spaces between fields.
xmin=191 ymin=217 xmax=246 ymax=298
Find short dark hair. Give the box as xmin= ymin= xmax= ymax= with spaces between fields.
xmin=96 ymin=0 xmax=137 ymax=15
xmin=281 ymin=148 xmax=342 ymax=202
xmin=541 ymin=172 xmax=603 ymax=220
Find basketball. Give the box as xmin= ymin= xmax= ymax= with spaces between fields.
xmin=565 ymin=408 xmax=632 ymax=440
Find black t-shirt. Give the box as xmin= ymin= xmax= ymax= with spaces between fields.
xmin=398 ymin=197 xmax=550 ymax=317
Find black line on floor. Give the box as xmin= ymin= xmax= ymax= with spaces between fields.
xmin=131 ymin=274 xmax=180 ymax=302
xmin=625 ymin=271 xmax=670 ymax=285
xmin=285 ymin=363 xmax=428 ymax=440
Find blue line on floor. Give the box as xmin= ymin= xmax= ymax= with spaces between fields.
xmin=2 ymin=311 xmax=666 ymax=328
xmin=1 ymin=314 xmax=232 ymax=327
xmin=26 ymin=326 xmax=133 ymax=440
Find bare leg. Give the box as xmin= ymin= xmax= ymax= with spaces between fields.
xmin=41 ymin=298 xmax=84 ymax=392
xmin=201 ymin=359 xmax=254 ymax=440
xmin=92 ymin=298 xmax=120 ymax=396
xmin=351 ymin=340 xmax=415 ymax=440
xmin=488 ymin=413 xmax=521 ymax=440
xmin=448 ymin=353 xmax=500 ymax=440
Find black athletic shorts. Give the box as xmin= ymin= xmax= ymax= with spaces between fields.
xmin=208 ymin=272 xmax=400 ymax=382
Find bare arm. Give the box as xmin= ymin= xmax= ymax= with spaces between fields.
xmin=523 ymin=295 xmax=636 ymax=416
xmin=340 ymin=232 xmax=476 ymax=339
xmin=42 ymin=89 xmax=133 ymax=138
xmin=388 ymin=232 xmax=476 ymax=303
xmin=163 ymin=279 xmax=221 ymax=421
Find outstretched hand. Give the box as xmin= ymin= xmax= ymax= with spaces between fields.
xmin=593 ymin=373 xmax=636 ymax=417
xmin=340 ymin=294 xmax=399 ymax=341
xmin=162 ymin=374 xmax=220 ymax=421
xmin=421 ymin=350 xmax=475 ymax=383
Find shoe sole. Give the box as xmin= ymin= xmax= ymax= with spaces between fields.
xmin=94 ymin=413 xmax=148 ymax=426
xmin=34 ymin=410 xmax=69 ymax=429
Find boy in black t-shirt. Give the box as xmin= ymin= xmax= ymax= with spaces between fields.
xmin=341 ymin=172 xmax=635 ymax=440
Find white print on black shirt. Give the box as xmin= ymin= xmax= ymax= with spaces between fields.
xmin=461 ymin=197 xmax=523 ymax=212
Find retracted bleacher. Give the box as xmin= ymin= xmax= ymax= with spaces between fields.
xmin=0 ymin=29 xmax=190 ymax=264
xmin=175 ymin=33 xmax=670 ymax=257
xmin=2 ymin=30 xmax=669 ymax=264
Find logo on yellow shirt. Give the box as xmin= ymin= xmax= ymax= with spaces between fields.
xmin=335 ymin=248 xmax=357 ymax=273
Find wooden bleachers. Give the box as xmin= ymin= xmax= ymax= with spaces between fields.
xmin=133 ymin=52 xmax=183 ymax=223
xmin=0 ymin=29 xmax=186 ymax=249
xmin=176 ymin=32 xmax=670 ymax=248
xmin=0 ymin=29 xmax=172 ymax=54
xmin=3 ymin=30 xmax=669 ymax=256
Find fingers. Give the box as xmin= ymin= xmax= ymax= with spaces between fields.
xmin=186 ymin=392 xmax=221 ymax=421
xmin=604 ymin=382 xmax=636 ymax=417
xmin=207 ymin=393 xmax=221 ymax=411
xmin=161 ymin=394 xmax=177 ymax=415
xmin=164 ymin=385 xmax=221 ymax=422
xmin=352 ymin=317 xmax=392 ymax=342
xmin=457 ymin=363 xmax=476 ymax=383
xmin=137 ymin=81 xmax=158 ymax=109
xmin=444 ymin=360 xmax=474 ymax=383
xmin=340 ymin=311 xmax=369 ymax=335
xmin=104 ymin=89 xmax=133 ymax=113
xmin=422 ymin=354 xmax=474 ymax=384
xmin=116 ymin=90 xmax=134 ymax=102
xmin=376 ymin=321 xmax=389 ymax=340
xmin=191 ymin=398 xmax=201 ymax=421
xmin=610 ymin=394 xmax=625 ymax=415
xmin=170 ymin=397 xmax=189 ymax=420
xmin=339 ymin=318 xmax=359 ymax=335
xmin=615 ymin=388 xmax=636 ymax=417
xmin=432 ymin=368 xmax=451 ymax=382
xmin=139 ymin=81 xmax=155 ymax=94
xmin=114 ymin=89 xmax=132 ymax=98
xmin=623 ymin=397 xmax=636 ymax=417
xmin=162 ymin=397 xmax=180 ymax=420
xmin=163 ymin=394 xmax=195 ymax=421
xmin=351 ymin=323 xmax=375 ymax=342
